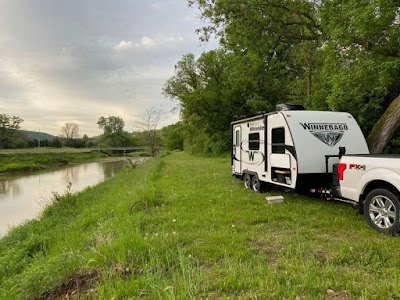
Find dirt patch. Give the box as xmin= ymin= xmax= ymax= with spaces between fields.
xmin=326 ymin=289 xmax=350 ymax=300
xmin=39 ymin=269 xmax=101 ymax=300
xmin=247 ymin=239 xmax=283 ymax=266
xmin=247 ymin=239 xmax=283 ymax=253
xmin=315 ymin=250 xmax=336 ymax=262
xmin=248 ymin=239 xmax=268 ymax=250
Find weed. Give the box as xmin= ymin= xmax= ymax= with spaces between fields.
xmin=51 ymin=182 xmax=73 ymax=202
xmin=126 ymin=158 xmax=137 ymax=169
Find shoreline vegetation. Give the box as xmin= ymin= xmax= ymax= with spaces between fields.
xmin=1 ymin=152 xmax=400 ymax=298
xmin=0 ymin=148 xmax=148 ymax=174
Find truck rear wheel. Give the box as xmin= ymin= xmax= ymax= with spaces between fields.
xmin=364 ymin=188 xmax=400 ymax=235
xmin=243 ymin=174 xmax=251 ymax=189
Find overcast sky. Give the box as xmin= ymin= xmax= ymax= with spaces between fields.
xmin=0 ymin=0 xmax=215 ymax=137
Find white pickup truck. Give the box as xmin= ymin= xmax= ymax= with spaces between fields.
xmin=331 ymin=155 xmax=400 ymax=234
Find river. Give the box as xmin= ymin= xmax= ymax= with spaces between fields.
xmin=0 ymin=159 xmax=137 ymax=237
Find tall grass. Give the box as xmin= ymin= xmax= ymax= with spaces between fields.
xmin=0 ymin=152 xmax=399 ymax=299
xmin=0 ymin=149 xmax=107 ymax=173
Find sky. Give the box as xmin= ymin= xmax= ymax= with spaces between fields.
xmin=0 ymin=0 xmax=215 ymax=137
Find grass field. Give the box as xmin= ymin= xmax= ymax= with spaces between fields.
xmin=0 ymin=152 xmax=399 ymax=299
xmin=0 ymin=148 xmax=108 ymax=173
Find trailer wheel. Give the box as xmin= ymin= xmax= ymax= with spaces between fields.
xmin=243 ymin=174 xmax=251 ymax=189
xmin=364 ymin=188 xmax=400 ymax=235
xmin=251 ymin=175 xmax=262 ymax=193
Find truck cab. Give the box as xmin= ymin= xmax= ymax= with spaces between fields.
xmin=334 ymin=155 xmax=400 ymax=234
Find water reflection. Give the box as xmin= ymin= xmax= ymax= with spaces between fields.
xmin=0 ymin=159 xmax=133 ymax=236
xmin=0 ymin=180 xmax=21 ymax=196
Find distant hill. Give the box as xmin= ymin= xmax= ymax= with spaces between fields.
xmin=20 ymin=130 xmax=56 ymax=141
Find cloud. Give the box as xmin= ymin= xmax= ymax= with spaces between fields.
xmin=114 ymin=35 xmax=184 ymax=53
xmin=114 ymin=40 xmax=138 ymax=51
xmin=151 ymin=3 xmax=161 ymax=10
xmin=141 ymin=36 xmax=156 ymax=47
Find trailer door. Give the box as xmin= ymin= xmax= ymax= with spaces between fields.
xmin=233 ymin=125 xmax=242 ymax=174
xmin=268 ymin=124 xmax=295 ymax=187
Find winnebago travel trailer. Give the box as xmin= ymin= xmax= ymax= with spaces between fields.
xmin=231 ymin=104 xmax=369 ymax=192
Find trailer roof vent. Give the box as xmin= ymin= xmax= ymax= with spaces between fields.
xmin=276 ymin=103 xmax=305 ymax=111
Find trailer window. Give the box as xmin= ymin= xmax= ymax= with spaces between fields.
xmin=272 ymin=127 xmax=285 ymax=154
xmin=235 ymin=130 xmax=240 ymax=146
xmin=249 ymin=133 xmax=260 ymax=150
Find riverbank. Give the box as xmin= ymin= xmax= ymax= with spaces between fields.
xmin=1 ymin=152 xmax=399 ymax=298
xmin=0 ymin=148 xmax=120 ymax=173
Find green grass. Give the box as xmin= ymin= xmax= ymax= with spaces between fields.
xmin=0 ymin=148 xmax=107 ymax=173
xmin=1 ymin=152 xmax=400 ymax=299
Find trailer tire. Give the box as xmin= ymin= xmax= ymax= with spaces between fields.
xmin=243 ymin=174 xmax=251 ymax=189
xmin=251 ymin=175 xmax=262 ymax=193
xmin=364 ymin=188 xmax=400 ymax=235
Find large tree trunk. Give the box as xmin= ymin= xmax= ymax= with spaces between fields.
xmin=367 ymin=94 xmax=400 ymax=154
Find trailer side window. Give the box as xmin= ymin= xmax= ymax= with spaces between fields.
xmin=235 ymin=130 xmax=240 ymax=146
xmin=272 ymin=127 xmax=285 ymax=154
xmin=249 ymin=133 xmax=260 ymax=150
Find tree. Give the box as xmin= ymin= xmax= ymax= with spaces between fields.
xmin=163 ymin=1 xmax=324 ymax=154
xmin=97 ymin=116 xmax=134 ymax=147
xmin=186 ymin=0 xmax=400 ymax=153
xmin=162 ymin=122 xmax=184 ymax=151
xmin=135 ymin=107 xmax=166 ymax=156
xmin=97 ymin=116 xmax=124 ymax=135
xmin=190 ymin=0 xmax=321 ymax=104
xmin=61 ymin=122 xmax=79 ymax=146
xmin=164 ymin=49 xmax=278 ymax=154
xmin=318 ymin=0 xmax=400 ymax=152
xmin=367 ymin=95 xmax=400 ymax=154
xmin=0 ymin=114 xmax=23 ymax=149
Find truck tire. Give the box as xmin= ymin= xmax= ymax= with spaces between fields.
xmin=243 ymin=174 xmax=251 ymax=189
xmin=251 ymin=175 xmax=262 ymax=193
xmin=364 ymin=188 xmax=400 ymax=235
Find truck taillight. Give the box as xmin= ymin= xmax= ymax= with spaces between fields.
xmin=338 ymin=163 xmax=347 ymax=181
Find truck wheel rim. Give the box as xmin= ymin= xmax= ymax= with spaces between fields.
xmin=369 ymin=195 xmax=396 ymax=229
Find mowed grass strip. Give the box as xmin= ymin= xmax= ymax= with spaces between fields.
xmin=0 ymin=151 xmax=399 ymax=299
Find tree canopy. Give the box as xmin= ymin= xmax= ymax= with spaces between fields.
xmin=61 ymin=122 xmax=79 ymax=146
xmin=164 ymin=0 xmax=400 ymax=154
xmin=0 ymin=114 xmax=24 ymax=149
xmin=97 ymin=116 xmax=134 ymax=147
xmin=97 ymin=116 xmax=125 ymax=136
xmin=135 ymin=107 xmax=166 ymax=156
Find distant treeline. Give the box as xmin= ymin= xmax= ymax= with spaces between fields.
xmin=5 ymin=131 xmax=97 ymax=149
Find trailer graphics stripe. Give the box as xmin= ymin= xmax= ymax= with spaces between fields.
xmin=299 ymin=122 xmax=348 ymax=146
xmin=240 ymin=140 xmax=265 ymax=165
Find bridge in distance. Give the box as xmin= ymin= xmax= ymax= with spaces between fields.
xmin=96 ymin=146 xmax=148 ymax=155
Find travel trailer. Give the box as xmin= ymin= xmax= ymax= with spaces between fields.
xmin=232 ymin=104 xmax=400 ymax=234
xmin=231 ymin=104 xmax=369 ymax=192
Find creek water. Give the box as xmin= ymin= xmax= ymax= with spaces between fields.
xmin=0 ymin=159 xmax=136 ymax=237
